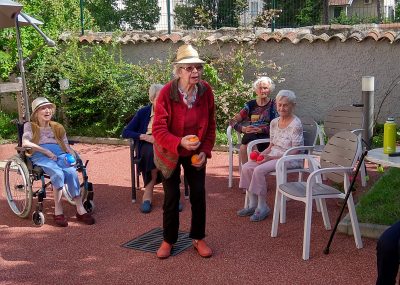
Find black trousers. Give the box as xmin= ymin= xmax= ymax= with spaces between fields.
xmin=162 ymin=156 xmax=206 ymax=244
xmin=376 ymin=220 xmax=400 ymax=285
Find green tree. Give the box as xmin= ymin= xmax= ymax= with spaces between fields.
xmin=86 ymin=0 xmax=122 ymax=31
xmin=175 ymin=0 xmax=248 ymax=29
xmin=296 ymin=0 xmax=322 ymax=26
xmin=395 ymin=2 xmax=400 ymax=22
xmin=121 ymin=0 xmax=160 ymax=30
xmin=0 ymin=0 xmax=97 ymax=79
xmin=262 ymin=0 xmax=322 ymax=28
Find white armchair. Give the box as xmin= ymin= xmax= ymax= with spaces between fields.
xmin=227 ymin=125 xmax=243 ymax=188
xmin=271 ymin=131 xmax=363 ymax=260
xmin=243 ymin=117 xmax=320 ymax=222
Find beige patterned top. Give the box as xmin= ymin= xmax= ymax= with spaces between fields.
xmin=269 ymin=116 xmax=304 ymax=166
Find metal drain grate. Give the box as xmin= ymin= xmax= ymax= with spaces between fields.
xmin=122 ymin=227 xmax=192 ymax=256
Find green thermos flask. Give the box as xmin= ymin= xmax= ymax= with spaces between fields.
xmin=383 ymin=117 xmax=397 ymax=154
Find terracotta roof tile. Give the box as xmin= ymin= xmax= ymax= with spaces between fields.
xmin=315 ymin=33 xmax=331 ymax=42
xmin=299 ymin=33 xmax=316 ymax=43
xmin=168 ymin=33 xmax=183 ymax=43
xmin=382 ymin=31 xmax=396 ymax=43
xmin=366 ymin=30 xmax=380 ymax=41
xmin=60 ymin=25 xmax=400 ymax=46
xmin=330 ymin=33 xmax=348 ymax=42
xmin=348 ymin=31 xmax=365 ymax=42
xmin=280 ymin=32 xmax=299 ymax=43
xmin=329 ymin=0 xmax=352 ymax=5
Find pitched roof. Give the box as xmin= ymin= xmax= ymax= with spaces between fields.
xmin=329 ymin=0 xmax=353 ymax=5
xmin=58 ymin=24 xmax=400 ymax=45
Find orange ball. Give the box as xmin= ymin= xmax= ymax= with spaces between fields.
xmin=188 ymin=136 xmax=199 ymax=143
xmin=191 ymin=154 xmax=200 ymax=164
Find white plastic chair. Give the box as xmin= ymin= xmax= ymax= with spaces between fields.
xmin=271 ymin=131 xmax=363 ymax=260
xmin=227 ymin=125 xmax=243 ymax=188
xmin=315 ymin=105 xmax=367 ymax=187
xmin=243 ymin=116 xmax=320 ymax=222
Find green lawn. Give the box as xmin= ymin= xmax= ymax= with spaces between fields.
xmin=356 ymin=167 xmax=400 ymax=225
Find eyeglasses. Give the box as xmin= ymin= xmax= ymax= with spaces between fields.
xmin=180 ymin=65 xmax=203 ymax=72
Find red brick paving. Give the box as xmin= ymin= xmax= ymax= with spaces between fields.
xmin=0 ymin=143 xmax=379 ymax=284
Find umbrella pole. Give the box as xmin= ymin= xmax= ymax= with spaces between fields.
xmin=15 ymin=15 xmax=30 ymax=123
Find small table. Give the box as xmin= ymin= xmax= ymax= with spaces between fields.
xmin=366 ymin=147 xmax=400 ymax=168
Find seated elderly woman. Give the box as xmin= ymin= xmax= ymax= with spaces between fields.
xmin=122 ymin=84 xmax=164 ymax=213
xmin=236 ymin=90 xmax=304 ymax=222
xmin=22 ymin=97 xmax=95 ymax=227
xmin=229 ymin=76 xmax=278 ymax=164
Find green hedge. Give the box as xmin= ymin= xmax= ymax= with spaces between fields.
xmin=25 ymin=42 xmax=283 ymax=137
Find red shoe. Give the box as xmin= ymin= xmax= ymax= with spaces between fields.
xmin=76 ymin=213 xmax=95 ymax=225
xmin=193 ymin=239 xmax=212 ymax=258
xmin=157 ymin=241 xmax=172 ymax=259
xmin=54 ymin=214 xmax=68 ymax=227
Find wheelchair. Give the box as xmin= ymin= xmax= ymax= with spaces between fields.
xmin=1 ymin=3 xmax=94 ymax=226
xmin=3 ymin=122 xmax=94 ymax=226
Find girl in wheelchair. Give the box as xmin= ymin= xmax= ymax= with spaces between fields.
xmin=22 ymin=97 xmax=95 ymax=227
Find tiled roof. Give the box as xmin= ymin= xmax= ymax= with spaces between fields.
xmin=329 ymin=0 xmax=352 ymax=6
xmin=59 ymin=24 xmax=400 ymax=45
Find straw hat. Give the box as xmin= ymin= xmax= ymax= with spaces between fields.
xmin=31 ymin=97 xmax=56 ymax=116
xmin=174 ymin=44 xmax=205 ymax=64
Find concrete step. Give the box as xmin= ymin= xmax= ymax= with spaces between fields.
xmin=338 ymin=213 xmax=389 ymax=239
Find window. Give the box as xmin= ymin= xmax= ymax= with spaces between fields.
xmin=250 ymin=1 xmax=259 ymax=17
xmin=333 ymin=7 xmax=343 ymax=18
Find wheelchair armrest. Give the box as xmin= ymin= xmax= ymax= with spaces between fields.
xmin=15 ymin=146 xmax=31 ymax=152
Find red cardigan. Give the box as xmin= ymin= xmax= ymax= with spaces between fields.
xmin=153 ymin=79 xmax=216 ymax=178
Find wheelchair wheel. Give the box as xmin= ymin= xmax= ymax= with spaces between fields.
xmin=84 ymin=200 xmax=95 ymax=213
xmin=32 ymin=211 xmax=45 ymax=226
xmin=4 ymin=155 xmax=32 ymax=218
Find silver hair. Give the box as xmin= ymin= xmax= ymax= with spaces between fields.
xmin=276 ymin=89 xmax=296 ymax=104
xmin=149 ymin=83 xmax=164 ymax=102
xmin=172 ymin=64 xmax=181 ymax=78
xmin=253 ymin=76 xmax=275 ymax=92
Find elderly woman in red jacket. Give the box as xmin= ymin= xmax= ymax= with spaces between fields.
xmin=153 ymin=44 xmax=216 ymax=259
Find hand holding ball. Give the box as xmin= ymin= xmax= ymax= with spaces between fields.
xmin=188 ymin=136 xmax=199 ymax=143
xmin=256 ymin=155 xmax=265 ymax=162
xmin=191 ymin=154 xmax=201 ymax=164
xmin=250 ymin=151 xmax=259 ymax=161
